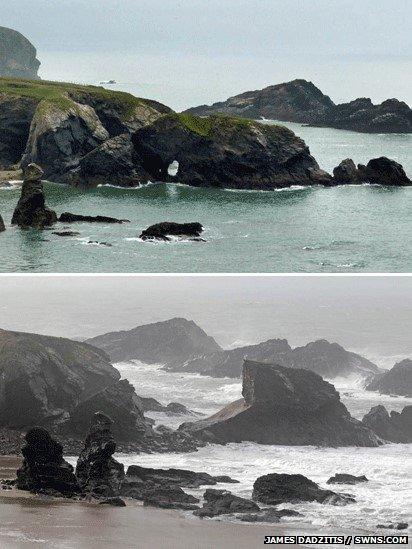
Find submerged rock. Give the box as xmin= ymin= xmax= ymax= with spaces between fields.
xmin=362 ymin=405 xmax=412 ymax=443
xmin=52 ymin=231 xmax=80 ymax=237
xmin=75 ymin=412 xmax=125 ymax=497
xmin=11 ymin=163 xmax=57 ymax=228
xmin=194 ymin=489 xmax=260 ymax=518
xmin=239 ymin=508 xmax=303 ymax=523
xmin=252 ymin=474 xmax=355 ymax=506
xmin=326 ymin=474 xmax=368 ymax=485
xmin=180 ymin=360 xmax=380 ymax=447
xmin=16 ymin=427 xmax=79 ymax=496
xmin=58 ymin=212 xmax=129 ymax=224
xmin=139 ymin=221 xmax=204 ymax=241
xmin=377 ymin=523 xmax=409 ymax=530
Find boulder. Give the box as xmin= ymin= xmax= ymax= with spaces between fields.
xmin=0 ymin=26 xmax=40 ymax=79
xmin=16 ymin=427 xmax=79 ymax=495
xmin=75 ymin=412 xmax=125 ymax=497
xmin=86 ymin=317 xmax=222 ymax=364
xmin=139 ymin=221 xmax=204 ymax=241
xmin=357 ymin=158 xmax=411 ymax=186
xmin=194 ymin=489 xmax=260 ymax=518
xmin=132 ymin=113 xmax=329 ymax=189
xmin=11 ymin=163 xmax=57 ymax=228
xmin=362 ymin=405 xmax=412 ymax=443
xmin=252 ymin=474 xmax=355 ymax=506
xmin=333 ymin=159 xmax=359 ymax=184
xmin=180 ymin=360 xmax=380 ymax=447
xmin=125 ymin=465 xmax=238 ymax=488
xmin=58 ymin=212 xmax=129 ymax=224
xmin=366 ymin=359 xmax=412 ymax=397
xmin=143 ymin=486 xmax=199 ymax=510
xmin=326 ymin=474 xmax=368 ymax=485
xmin=0 ymin=214 xmax=5 ymax=232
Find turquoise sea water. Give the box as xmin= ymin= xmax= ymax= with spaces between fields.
xmin=0 ymin=123 xmax=411 ymax=273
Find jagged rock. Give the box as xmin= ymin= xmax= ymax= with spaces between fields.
xmin=0 ymin=214 xmax=5 ymax=232
xmin=366 ymin=359 xmax=412 ymax=397
xmin=362 ymin=405 xmax=412 ymax=443
xmin=333 ymin=159 xmax=359 ymax=184
xmin=194 ymin=489 xmax=259 ymax=518
xmin=76 ymin=412 xmax=125 ymax=497
xmin=252 ymin=474 xmax=355 ymax=506
xmin=326 ymin=474 xmax=368 ymax=485
xmin=132 ymin=113 xmax=329 ymax=189
xmin=139 ymin=221 xmax=204 ymax=241
xmin=99 ymin=497 xmax=126 ymax=507
xmin=86 ymin=317 xmax=222 ymax=364
xmin=143 ymin=486 xmax=199 ymax=510
xmin=11 ymin=163 xmax=57 ymax=228
xmin=58 ymin=212 xmax=129 ymax=224
xmin=0 ymin=27 xmax=40 ymax=79
xmin=125 ymin=465 xmax=238 ymax=488
xmin=357 ymin=158 xmax=411 ymax=186
xmin=180 ymin=360 xmax=380 ymax=447
xmin=185 ymin=80 xmax=334 ymax=123
xmin=16 ymin=427 xmax=79 ymax=495
xmin=239 ymin=508 xmax=303 ymax=523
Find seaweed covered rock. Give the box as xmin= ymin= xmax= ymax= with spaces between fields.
xmin=75 ymin=412 xmax=125 ymax=497
xmin=194 ymin=489 xmax=259 ymax=518
xmin=16 ymin=427 xmax=79 ymax=495
xmin=132 ymin=113 xmax=329 ymax=189
xmin=252 ymin=474 xmax=355 ymax=506
xmin=139 ymin=222 xmax=204 ymax=241
xmin=11 ymin=163 xmax=57 ymax=228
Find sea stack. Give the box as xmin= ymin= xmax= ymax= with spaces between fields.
xmin=11 ymin=163 xmax=57 ymax=228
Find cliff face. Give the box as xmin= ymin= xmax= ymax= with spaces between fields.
xmin=180 ymin=360 xmax=379 ymax=447
xmin=0 ymin=27 xmax=40 ymax=79
xmin=366 ymin=359 xmax=412 ymax=397
xmin=362 ymin=405 xmax=412 ymax=443
xmin=86 ymin=317 xmax=222 ymax=364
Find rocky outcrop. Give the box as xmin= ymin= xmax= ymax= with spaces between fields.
xmin=0 ymin=95 xmax=38 ymax=168
xmin=16 ymin=427 xmax=79 ymax=496
xmin=366 ymin=359 xmax=412 ymax=396
xmin=252 ymin=474 xmax=355 ymax=506
xmin=180 ymin=360 xmax=380 ymax=447
xmin=362 ymin=405 xmax=412 ymax=443
xmin=333 ymin=158 xmax=411 ymax=186
xmin=0 ymin=27 xmax=40 ymax=79
xmin=333 ymin=159 xmax=359 ymax=184
xmin=0 ymin=328 xmax=153 ymax=441
xmin=86 ymin=317 xmax=222 ymax=364
xmin=58 ymin=212 xmax=129 ymax=224
xmin=132 ymin=113 xmax=329 ymax=189
xmin=140 ymin=222 xmax=204 ymax=241
xmin=124 ymin=465 xmax=238 ymax=488
xmin=143 ymin=485 xmax=199 ymax=510
xmin=11 ymin=163 xmax=57 ymax=228
xmin=312 ymin=98 xmax=412 ymax=134
xmin=239 ymin=508 xmax=303 ymax=523
xmin=185 ymin=80 xmax=334 ymax=123
xmin=193 ymin=488 xmax=259 ymax=518
xmin=75 ymin=412 xmax=125 ymax=497
xmin=137 ymin=396 xmax=198 ymax=417
xmin=168 ymin=336 xmax=379 ymax=380
xmin=0 ymin=214 xmax=5 ymax=232
xmin=326 ymin=474 xmax=368 ymax=485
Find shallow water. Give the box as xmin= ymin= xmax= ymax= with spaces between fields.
xmin=0 ymin=179 xmax=411 ymax=273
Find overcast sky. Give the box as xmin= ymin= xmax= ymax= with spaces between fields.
xmin=2 ymin=0 xmax=411 ymax=109
xmin=0 ymin=276 xmax=410 ymax=368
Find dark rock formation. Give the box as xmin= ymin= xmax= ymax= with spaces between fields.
xmin=137 ymin=396 xmax=198 ymax=417
xmin=357 ymin=158 xmax=411 ymax=186
xmin=86 ymin=317 xmax=222 ymax=364
xmin=333 ymin=159 xmax=359 ymax=184
xmin=377 ymin=523 xmax=409 ymax=530
xmin=58 ymin=212 xmax=129 ymax=224
xmin=194 ymin=489 xmax=259 ymax=518
xmin=185 ymin=80 xmax=334 ymax=123
xmin=76 ymin=412 xmax=125 ymax=497
xmin=143 ymin=486 xmax=199 ymax=510
xmin=326 ymin=474 xmax=368 ymax=485
xmin=252 ymin=474 xmax=355 ymax=506
xmin=139 ymin=221 xmax=204 ymax=241
xmin=180 ymin=360 xmax=380 ymax=447
xmin=362 ymin=405 xmax=412 ymax=443
xmin=169 ymin=337 xmax=379 ymax=380
xmin=132 ymin=113 xmax=329 ymax=189
xmin=124 ymin=465 xmax=238 ymax=488
xmin=0 ymin=328 xmax=153 ymax=442
xmin=99 ymin=496 xmax=126 ymax=506
xmin=16 ymin=427 xmax=79 ymax=495
xmin=0 ymin=27 xmax=40 ymax=79
xmin=0 ymin=96 xmax=38 ymax=168
xmin=312 ymin=98 xmax=412 ymax=134
xmin=52 ymin=231 xmax=80 ymax=237
xmin=0 ymin=214 xmax=5 ymax=232
xmin=11 ymin=163 xmax=57 ymax=228
xmin=366 ymin=359 xmax=412 ymax=397
xmin=239 ymin=508 xmax=303 ymax=523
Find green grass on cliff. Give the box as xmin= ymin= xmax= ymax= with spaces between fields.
xmin=0 ymin=77 xmax=159 ymax=119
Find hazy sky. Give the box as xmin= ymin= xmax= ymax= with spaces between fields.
xmin=2 ymin=0 xmax=411 ymax=109
xmin=0 ymin=275 xmax=410 ymax=368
